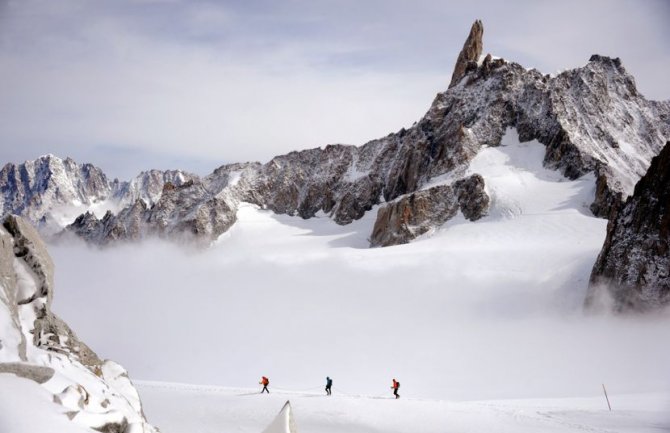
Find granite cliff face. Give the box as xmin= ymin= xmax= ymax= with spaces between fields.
xmin=586 ymin=141 xmax=670 ymax=312
xmin=370 ymin=174 xmax=488 ymax=247
xmin=0 ymin=215 xmax=157 ymax=432
xmin=2 ymin=21 xmax=669 ymax=249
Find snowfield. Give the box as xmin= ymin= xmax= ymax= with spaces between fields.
xmin=47 ymin=130 xmax=670 ymax=432
xmin=136 ymin=381 xmax=670 ymax=433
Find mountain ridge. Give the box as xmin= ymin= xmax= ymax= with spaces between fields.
xmin=1 ymin=21 xmax=668 ymax=252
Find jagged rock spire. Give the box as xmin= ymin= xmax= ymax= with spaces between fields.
xmin=449 ymin=20 xmax=484 ymax=88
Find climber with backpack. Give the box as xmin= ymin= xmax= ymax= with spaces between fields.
xmin=325 ymin=376 xmax=333 ymax=396
xmin=260 ymin=376 xmax=270 ymax=394
xmin=391 ymin=378 xmax=400 ymax=399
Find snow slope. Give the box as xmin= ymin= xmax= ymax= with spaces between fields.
xmin=48 ymin=130 xmax=670 ymax=430
xmin=135 ymin=382 xmax=670 ymax=433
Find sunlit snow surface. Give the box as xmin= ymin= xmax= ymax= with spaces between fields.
xmin=50 ymin=130 xmax=670 ymax=431
xmin=135 ymin=382 xmax=670 ymax=433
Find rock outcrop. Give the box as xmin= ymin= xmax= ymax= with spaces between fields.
xmin=370 ymin=174 xmax=489 ymax=247
xmin=449 ymin=19 xmax=484 ymax=88
xmin=586 ymin=141 xmax=670 ymax=312
xmin=0 ymin=215 xmax=157 ymax=432
xmin=454 ymin=174 xmax=489 ymax=221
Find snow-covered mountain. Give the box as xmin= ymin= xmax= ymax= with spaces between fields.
xmin=0 ymin=155 xmax=197 ymax=235
xmin=0 ymin=215 xmax=157 ymax=432
xmin=56 ymin=21 xmax=668 ymax=247
xmin=0 ymin=155 xmax=111 ymax=232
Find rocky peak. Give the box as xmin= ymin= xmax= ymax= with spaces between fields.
xmin=0 ymin=155 xmax=112 ymax=230
xmin=112 ymin=168 xmax=198 ymax=208
xmin=449 ymin=19 xmax=484 ymax=88
xmin=586 ymin=141 xmax=670 ymax=312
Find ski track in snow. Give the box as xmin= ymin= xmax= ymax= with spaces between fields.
xmin=48 ymin=129 xmax=670 ymax=431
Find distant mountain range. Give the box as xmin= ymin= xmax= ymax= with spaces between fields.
xmin=1 ymin=21 xmax=668 ymax=311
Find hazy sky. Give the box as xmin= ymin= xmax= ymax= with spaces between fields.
xmin=1 ymin=0 xmax=669 ymax=179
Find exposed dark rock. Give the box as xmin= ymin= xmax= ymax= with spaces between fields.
xmin=586 ymin=141 xmax=670 ymax=312
xmin=370 ymin=174 xmax=489 ymax=247
xmin=449 ymin=20 xmax=484 ymax=88
xmin=370 ymin=185 xmax=460 ymax=247
xmin=590 ymin=164 xmax=624 ymax=219
xmin=454 ymin=174 xmax=489 ymax=221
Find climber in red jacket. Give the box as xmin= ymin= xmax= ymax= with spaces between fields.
xmin=391 ymin=378 xmax=400 ymax=399
xmin=260 ymin=376 xmax=270 ymax=394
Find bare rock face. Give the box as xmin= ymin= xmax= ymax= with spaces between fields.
xmin=371 ymin=185 xmax=459 ymax=247
xmin=370 ymin=174 xmax=489 ymax=247
xmin=586 ymin=141 xmax=670 ymax=312
xmin=449 ymin=20 xmax=484 ymax=88
xmin=0 ymin=215 xmax=157 ymax=432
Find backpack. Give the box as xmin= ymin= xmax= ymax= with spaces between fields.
xmin=396 ymin=382 xmax=400 ymax=388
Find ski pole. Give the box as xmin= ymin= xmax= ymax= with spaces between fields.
xmin=602 ymin=383 xmax=612 ymax=411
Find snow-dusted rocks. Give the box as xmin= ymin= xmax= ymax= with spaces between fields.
xmin=0 ymin=155 xmax=111 ymax=233
xmin=112 ymin=168 xmax=198 ymax=209
xmin=0 ymin=215 xmax=157 ymax=432
xmin=516 ymin=55 xmax=670 ymax=218
xmin=67 ymin=175 xmax=240 ymax=245
xmin=587 ymin=141 xmax=670 ymax=312
xmin=0 ymin=154 xmax=196 ymax=237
